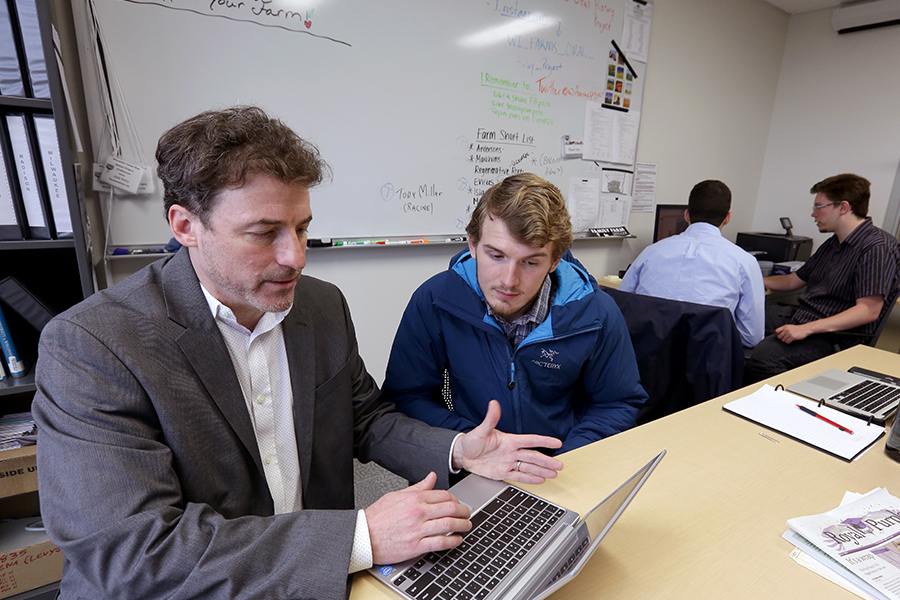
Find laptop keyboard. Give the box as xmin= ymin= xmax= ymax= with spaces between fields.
xmin=390 ymin=486 xmax=567 ymax=600
xmin=829 ymin=380 xmax=900 ymax=414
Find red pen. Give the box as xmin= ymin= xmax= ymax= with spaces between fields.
xmin=797 ymin=405 xmax=853 ymax=434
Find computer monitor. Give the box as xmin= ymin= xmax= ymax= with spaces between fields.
xmin=653 ymin=204 xmax=688 ymax=242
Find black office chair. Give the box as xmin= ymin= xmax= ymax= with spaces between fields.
xmin=824 ymin=284 xmax=900 ymax=352
xmin=602 ymin=287 xmax=745 ymax=425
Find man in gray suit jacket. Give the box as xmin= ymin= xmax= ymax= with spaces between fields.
xmin=32 ymin=106 xmax=563 ymax=599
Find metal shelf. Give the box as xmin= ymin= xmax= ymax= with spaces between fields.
xmin=0 ymin=95 xmax=52 ymax=111
xmin=0 ymin=239 xmax=76 ymax=250
xmin=0 ymin=370 xmax=36 ymax=398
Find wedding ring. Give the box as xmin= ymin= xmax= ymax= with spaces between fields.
xmin=515 ymin=460 xmax=522 ymax=471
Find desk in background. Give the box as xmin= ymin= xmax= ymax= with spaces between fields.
xmin=599 ymin=273 xmax=789 ymax=299
xmin=598 ymin=275 xmax=622 ymax=289
xmin=351 ymin=345 xmax=899 ymax=599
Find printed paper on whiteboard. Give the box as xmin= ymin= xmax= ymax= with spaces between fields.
xmin=622 ymin=1 xmax=652 ymax=63
xmin=599 ymin=194 xmax=632 ymax=228
xmin=567 ymin=177 xmax=601 ymax=233
xmin=602 ymin=168 xmax=633 ymax=195
xmin=583 ymin=102 xmax=641 ymax=166
xmin=632 ymin=162 xmax=658 ymax=213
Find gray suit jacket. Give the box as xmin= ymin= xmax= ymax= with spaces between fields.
xmin=33 ymin=249 xmax=457 ymax=600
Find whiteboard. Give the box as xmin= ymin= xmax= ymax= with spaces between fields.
xmin=86 ymin=0 xmax=651 ymax=242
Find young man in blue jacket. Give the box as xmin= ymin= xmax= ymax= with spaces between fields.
xmin=383 ymin=173 xmax=646 ymax=457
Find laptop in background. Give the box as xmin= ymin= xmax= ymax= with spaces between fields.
xmin=369 ymin=450 xmax=665 ymax=600
xmin=786 ymin=366 xmax=900 ymax=425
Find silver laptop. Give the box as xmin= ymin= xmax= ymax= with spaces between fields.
xmin=369 ymin=450 xmax=665 ymax=600
xmin=786 ymin=366 xmax=900 ymax=425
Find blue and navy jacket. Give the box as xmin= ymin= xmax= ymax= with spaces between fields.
xmin=382 ymin=250 xmax=646 ymax=454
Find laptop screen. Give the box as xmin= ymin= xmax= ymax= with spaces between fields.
xmin=531 ymin=450 xmax=666 ymax=600
xmin=584 ymin=451 xmax=664 ymax=544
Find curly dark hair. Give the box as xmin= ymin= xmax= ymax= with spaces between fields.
xmin=156 ymin=105 xmax=330 ymax=225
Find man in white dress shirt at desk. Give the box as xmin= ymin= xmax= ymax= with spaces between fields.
xmin=618 ymin=180 xmax=765 ymax=347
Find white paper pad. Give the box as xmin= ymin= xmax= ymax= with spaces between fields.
xmin=723 ymin=385 xmax=884 ymax=461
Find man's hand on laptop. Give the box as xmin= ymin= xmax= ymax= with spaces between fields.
xmin=452 ymin=400 xmax=564 ymax=485
xmin=366 ymin=471 xmax=472 ymax=565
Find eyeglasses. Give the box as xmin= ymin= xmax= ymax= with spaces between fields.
xmin=812 ymin=201 xmax=840 ymax=212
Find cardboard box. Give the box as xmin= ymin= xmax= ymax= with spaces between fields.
xmin=0 ymin=518 xmax=63 ymax=599
xmin=0 ymin=446 xmax=38 ymax=498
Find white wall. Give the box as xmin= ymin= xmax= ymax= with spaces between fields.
xmin=302 ymin=0 xmax=791 ymax=384
xmin=633 ymin=0 xmax=788 ymax=243
xmin=92 ymin=3 xmax=900 ymax=384
xmin=754 ymin=9 xmax=900 ymax=245
xmin=102 ymin=0 xmax=792 ymax=384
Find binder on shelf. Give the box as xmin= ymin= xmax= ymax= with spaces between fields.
xmin=0 ymin=303 xmax=25 ymax=378
xmin=0 ymin=316 xmax=7 ymax=378
xmin=5 ymin=113 xmax=52 ymax=239
xmin=0 ymin=276 xmax=56 ymax=332
xmin=33 ymin=114 xmax=72 ymax=238
xmin=0 ymin=0 xmax=26 ymax=97
xmin=0 ymin=129 xmax=25 ymax=240
xmin=11 ymin=0 xmax=49 ymax=99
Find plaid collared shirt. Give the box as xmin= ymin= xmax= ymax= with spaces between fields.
xmin=487 ymin=274 xmax=554 ymax=348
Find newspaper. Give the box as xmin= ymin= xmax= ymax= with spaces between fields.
xmin=787 ymin=488 xmax=900 ymax=599
xmin=0 ymin=411 xmax=36 ymax=451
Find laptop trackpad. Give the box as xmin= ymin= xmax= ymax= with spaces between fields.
xmin=806 ymin=375 xmax=849 ymax=391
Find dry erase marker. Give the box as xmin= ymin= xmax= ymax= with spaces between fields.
xmin=796 ymin=405 xmax=853 ymax=434
xmin=409 ymin=239 xmax=429 ymax=244
xmin=446 ymin=237 xmax=466 ymax=242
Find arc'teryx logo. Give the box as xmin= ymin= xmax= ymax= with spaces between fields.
xmin=532 ymin=348 xmax=561 ymax=369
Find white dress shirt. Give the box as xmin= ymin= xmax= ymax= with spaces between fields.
xmin=618 ymin=222 xmax=765 ymax=347
xmin=200 ymin=285 xmax=372 ymax=572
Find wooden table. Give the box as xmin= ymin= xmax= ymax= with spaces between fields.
xmin=351 ymin=345 xmax=899 ymax=599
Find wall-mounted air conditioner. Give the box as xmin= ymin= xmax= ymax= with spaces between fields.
xmin=832 ymin=0 xmax=900 ymax=33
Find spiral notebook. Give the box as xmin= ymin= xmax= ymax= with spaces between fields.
xmin=723 ymin=384 xmax=884 ymax=461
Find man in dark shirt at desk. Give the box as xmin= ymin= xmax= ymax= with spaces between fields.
xmin=745 ymin=173 xmax=900 ymax=382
